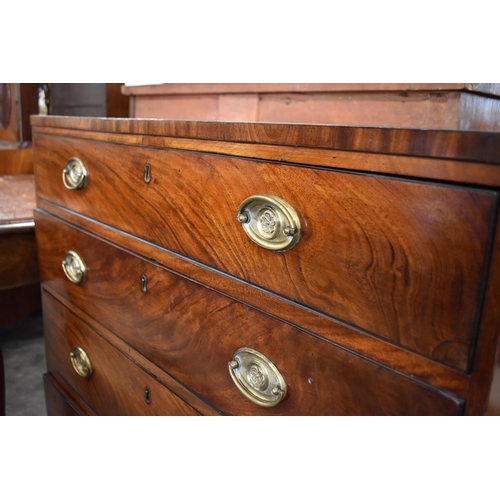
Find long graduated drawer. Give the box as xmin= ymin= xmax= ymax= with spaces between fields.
xmin=34 ymin=133 xmax=497 ymax=371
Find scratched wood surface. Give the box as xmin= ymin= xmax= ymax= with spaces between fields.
xmin=34 ymin=134 xmax=496 ymax=370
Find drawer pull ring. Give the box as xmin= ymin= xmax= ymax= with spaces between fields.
xmin=228 ymin=348 xmax=286 ymax=407
xmin=70 ymin=346 xmax=92 ymax=378
xmin=236 ymin=195 xmax=301 ymax=251
xmin=62 ymin=157 xmax=88 ymax=190
xmin=62 ymin=250 xmax=86 ymax=284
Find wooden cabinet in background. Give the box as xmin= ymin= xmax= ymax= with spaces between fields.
xmin=0 ymin=83 xmax=41 ymax=326
xmin=0 ymin=83 xmax=38 ymax=147
xmin=123 ymin=83 xmax=500 ymax=130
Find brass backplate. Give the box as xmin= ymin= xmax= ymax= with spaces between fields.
xmin=236 ymin=194 xmax=301 ymax=251
xmin=62 ymin=157 xmax=88 ymax=190
xmin=228 ymin=347 xmax=286 ymax=407
xmin=62 ymin=250 xmax=86 ymax=284
xmin=70 ymin=346 xmax=92 ymax=378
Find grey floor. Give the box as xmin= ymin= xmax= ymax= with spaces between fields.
xmin=0 ymin=311 xmax=47 ymax=416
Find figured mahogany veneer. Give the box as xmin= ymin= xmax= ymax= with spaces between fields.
xmin=36 ymin=213 xmax=461 ymax=416
xmin=42 ymin=289 xmax=200 ymax=416
xmin=32 ymin=116 xmax=500 ymax=415
xmin=34 ymin=134 xmax=496 ymax=370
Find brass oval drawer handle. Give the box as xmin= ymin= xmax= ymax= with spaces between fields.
xmin=236 ymin=194 xmax=301 ymax=251
xmin=62 ymin=157 xmax=88 ymax=190
xmin=62 ymin=251 xmax=86 ymax=284
xmin=228 ymin=348 xmax=286 ymax=407
xmin=70 ymin=346 xmax=92 ymax=378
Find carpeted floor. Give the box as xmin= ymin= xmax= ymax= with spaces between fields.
xmin=0 ymin=311 xmax=47 ymax=416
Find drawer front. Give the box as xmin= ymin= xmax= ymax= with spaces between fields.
xmin=34 ymin=134 xmax=496 ymax=370
xmin=43 ymin=373 xmax=88 ymax=416
xmin=36 ymin=213 xmax=461 ymax=415
xmin=42 ymin=290 xmax=201 ymax=416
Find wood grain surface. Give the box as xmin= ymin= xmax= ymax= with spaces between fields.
xmin=0 ymin=149 xmax=33 ymax=175
xmin=30 ymin=126 xmax=500 ymax=187
xmin=34 ymin=135 xmax=496 ymax=370
xmin=36 ymin=213 xmax=462 ymax=415
xmin=43 ymin=290 xmax=201 ymax=416
xmin=0 ymin=175 xmax=36 ymax=223
xmin=37 ymin=203 xmax=473 ymax=398
xmin=43 ymin=373 xmax=92 ymax=416
xmin=0 ymin=233 xmax=39 ymax=290
xmin=31 ymin=116 xmax=500 ymax=164
xmin=130 ymin=91 xmax=474 ymax=129
xmin=124 ymin=84 xmax=500 ymax=130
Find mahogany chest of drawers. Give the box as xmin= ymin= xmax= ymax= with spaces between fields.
xmin=32 ymin=116 xmax=500 ymax=415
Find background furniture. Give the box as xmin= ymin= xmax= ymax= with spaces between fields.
xmin=32 ymin=115 xmax=500 ymax=415
xmin=0 ymin=84 xmax=40 ymax=326
xmin=0 ymin=176 xmax=39 ymax=326
xmin=123 ymin=83 xmax=500 ymax=130
xmin=0 ymin=83 xmax=38 ymax=148
xmin=49 ymin=83 xmax=129 ymax=118
xmin=0 ymin=348 xmax=4 ymax=416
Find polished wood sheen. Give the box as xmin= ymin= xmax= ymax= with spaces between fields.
xmin=34 ymin=135 xmax=495 ymax=370
xmin=43 ymin=290 xmax=201 ymax=416
xmin=37 ymin=213 xmax=461 ymax=416
xmin=43 ymin=373 xmax=89 ymax=416
xmin=32 ymin=116 xmax=500 ymax=415
xmin=32 ymin=116 xmax=500 ymax=164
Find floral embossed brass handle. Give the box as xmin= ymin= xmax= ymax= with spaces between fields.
xmin=62 ymin=157 xmax=88 ymax=190
xmin=70 ymin=346 xmax=92 ymax=378
xmin=228 ymin=348 xmax=286 ymax=407
xmin=62 ymin=251 xmax=86 ymax=284
xmin=236 ymin=194 xmax=301 ymax=251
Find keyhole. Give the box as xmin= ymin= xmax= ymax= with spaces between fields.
xmin=145 ymin=388 xmax=151 ymax=404
xmin=141 ymin=274 xmax=147 ymax=293
xmin=144 ymin=164 xmax=151 ymax=183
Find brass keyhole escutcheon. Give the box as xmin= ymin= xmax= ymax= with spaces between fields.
xmin=62 ymin=251 xmax=86 ymax=284
xmin=62 ymin=157 xmax=88 ymax=190
xmin=70 ymin=346 xmax=92 ymax=378
xmin=236 ymin=195 xmax=301 ymax=251
xmin=228 ymin=348 xmax=286 ymax=407
xmin=144 ymin=164 xmax=151 ymax=183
